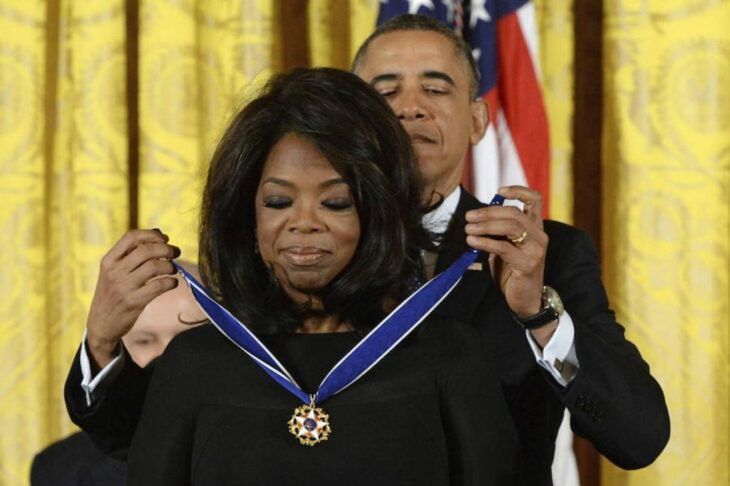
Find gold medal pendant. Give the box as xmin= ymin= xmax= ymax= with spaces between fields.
xmin=288 ymin=396 xmax=331 ymax=446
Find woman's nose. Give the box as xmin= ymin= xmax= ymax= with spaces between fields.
xmin=288 ymin=203 xmax=323 ymax=233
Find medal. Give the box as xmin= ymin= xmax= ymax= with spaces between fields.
xmin=288 ymin=395 xmax=332 ymax=446
xmin=175 ymin=248 xmax=481 ymax=446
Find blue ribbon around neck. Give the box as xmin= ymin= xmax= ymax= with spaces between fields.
xmin=174 ymin=249 xmax=476 ymax=405
xmin=174 ymin=195 xmax=503 ymax=405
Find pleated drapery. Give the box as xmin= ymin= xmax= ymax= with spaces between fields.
xmin=1 ymin=1 xmax=728 ymax=485
xmin=602 ymin=2 xmax=730 ymax=484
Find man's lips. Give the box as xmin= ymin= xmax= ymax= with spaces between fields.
xmin=281 ymin=247 xmax=329 ymax=266
xmin=408 ymin=132 xmax=437 ymax=144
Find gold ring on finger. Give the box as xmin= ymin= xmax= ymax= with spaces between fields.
xmin=510 ymin=231 xmax=528 ymax=246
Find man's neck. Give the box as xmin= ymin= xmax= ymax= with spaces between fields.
xmin=422 ymin=186 xmax=461 ymax=239
xmin=424 ymin=181 xmax=460 ymax=206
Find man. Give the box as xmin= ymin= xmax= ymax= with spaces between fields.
xmin=65 ymin=15 xmax=669 ymax=485
xmin=35 ymin=266 xmax=203 ymax=485
xmin=351 ymin=15 xmax=669 ymax=483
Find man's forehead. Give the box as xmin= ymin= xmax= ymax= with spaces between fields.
xmin=357 ymin=30 xmax=468 ymax=81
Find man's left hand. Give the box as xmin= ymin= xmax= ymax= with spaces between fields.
xmin=464 ymin=186 xmax=556 ymax=344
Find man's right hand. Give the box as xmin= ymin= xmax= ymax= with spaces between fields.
xmin=86 ymin=229 xmax=181 ymax=370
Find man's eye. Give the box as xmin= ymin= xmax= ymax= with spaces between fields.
xmin=263 ymin=197 xmax=291 ymax=209
xmin=425 ymin=86 xmax=448 ymax=95
xmin=378 ymin=87 xmax=397 ymax=97
xmin=323 ymin=198 xmax=354 ymax=210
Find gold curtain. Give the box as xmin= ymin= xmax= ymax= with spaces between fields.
xmin=602 ymin=1 xmax=730 ymax=485
xmin=0 ymin=1 xmax=277 ymax=483
xmin=4 ymin=1 xmax=728 ymax=484
xmin=0 ymin=1 xmax=129 ymax=484
xmin=308 ymin=0 xmax=378 ymax=70
xmin=534 ymin=0 xmax=574 ymax=223
xmin=137 ymin=0 xmax=278 ymax=262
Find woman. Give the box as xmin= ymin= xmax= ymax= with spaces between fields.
xmin=126 ymin=68 xmax=521 ymax=485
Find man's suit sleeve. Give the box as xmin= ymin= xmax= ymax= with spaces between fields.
xmin=64 ymin=344 xmax=152 ymax=460
xmin=544 ymin=221 xmax=670 ymax=469
xmin=30 ymin=451 xmax=52 ymax=486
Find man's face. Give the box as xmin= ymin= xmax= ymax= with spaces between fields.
xmin=354 ymin=30 xmax=488 ymax=198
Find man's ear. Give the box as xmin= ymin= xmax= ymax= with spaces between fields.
xmin=469 ymin=98 xmax=490 ymax=145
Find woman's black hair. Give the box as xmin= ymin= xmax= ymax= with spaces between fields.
xmin=199 ymin=67 xmax=432 ymax=334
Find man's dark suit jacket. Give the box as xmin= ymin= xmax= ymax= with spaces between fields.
xmin=65 ymin=189 xmax=670 ymax=485
xmin=30 ymin=432 xmax=126 ymax=486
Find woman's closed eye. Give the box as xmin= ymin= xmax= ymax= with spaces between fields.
xmin=262 ymin=196 xmax=292 ymax=209
xmin=322 ymin=198 xmax=354 ymax=211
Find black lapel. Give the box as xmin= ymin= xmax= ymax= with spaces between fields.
xmin=433 ymin=189 xmax=495 ymax=323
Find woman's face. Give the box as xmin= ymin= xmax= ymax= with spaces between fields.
xmin=255 ymin=133 xmax=361 ymax=306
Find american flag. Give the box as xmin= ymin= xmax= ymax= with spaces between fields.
xmin=377 ymin=0 xmax=551 ymax=215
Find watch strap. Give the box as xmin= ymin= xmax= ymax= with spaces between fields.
xmin=512 ymin=307 xmax=559 ymax=330
xmin=511 ymin=285 xmax=562 ymax=330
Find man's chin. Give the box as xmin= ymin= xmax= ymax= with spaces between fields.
xmin=413 ymin=143 xmax=439 ymax=158
xmin=417 ymin=163 xmax=446 ymax=196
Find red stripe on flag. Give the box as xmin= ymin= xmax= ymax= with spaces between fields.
xmin=497 ymin=12 xmax=551 ymax=216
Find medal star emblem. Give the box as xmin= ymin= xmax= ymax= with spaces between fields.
xmin=288 ymin=403 xmax=331 ymax=446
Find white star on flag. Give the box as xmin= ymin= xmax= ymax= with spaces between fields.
xmin=442 ymin=0 xmax=455 ymax=23
xmin=407 ymin=0 xmax=435 ymax=15
xmin=470 ymin=0 xmax=491 ymax=28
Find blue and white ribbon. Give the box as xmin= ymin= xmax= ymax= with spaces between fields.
xmin=174 ymin=250 xmax=476 ymax=405
xmin=175 ymin=194 xmax=504 ymax=406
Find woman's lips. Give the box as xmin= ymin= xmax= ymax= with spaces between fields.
xmin=282 ymin=247 xmax=328 ymax=266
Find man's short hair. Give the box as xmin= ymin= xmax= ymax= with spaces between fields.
xmin=352 ymin=14 xmax=481 ymax=100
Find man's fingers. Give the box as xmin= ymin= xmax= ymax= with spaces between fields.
xmin=465 ymin=217 xmax=529 ymax=241
xmin=104 ymin=229 xmax=170 ymax=263
xmin=465 ymin=205 xmax=539 ymax=241
xmin=466 ymin=234 xmax=545 ymax=273
xmin=122 ymin=241 xmax=181 ymax=275
xmin=497 ymin=185 xmax=542 ymax=205
xmin=135 ymin=275 xmax=179 ymax=305
xmin=497 ymin=185 xmax=544 ymax=227
xmin=465 ymin=205 xmax=526 ymax=225
xmin=133 ymin=259 xmax=177 ymax=288
xmin=96 ymin=231 xmax=180 ymax=302
xmin=467 ymin=231 xmax=545 ymax=256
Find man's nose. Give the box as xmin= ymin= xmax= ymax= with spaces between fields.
xmin=394 ymin=90 xmax=428 ymax=121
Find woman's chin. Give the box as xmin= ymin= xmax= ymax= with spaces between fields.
xmin=280 ymin=269 xmax=328 ymax=291
xmin=281 ymin=278 xmax=327 ymax=303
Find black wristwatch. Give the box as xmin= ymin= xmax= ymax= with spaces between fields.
xmin=512 ymin=286 xmax=564 ymax=330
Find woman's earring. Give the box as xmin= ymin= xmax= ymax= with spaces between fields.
xmin=254 ymin=229 xmax=259 ymax=255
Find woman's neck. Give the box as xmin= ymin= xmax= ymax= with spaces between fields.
xmin=295 ymin=315 xmax=352 ymax=334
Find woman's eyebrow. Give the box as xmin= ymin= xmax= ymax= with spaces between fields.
xmin=260 ymin=177 xmax=294 ymax=187
xmin=320 ymin=178 xmax=347 ymax=188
